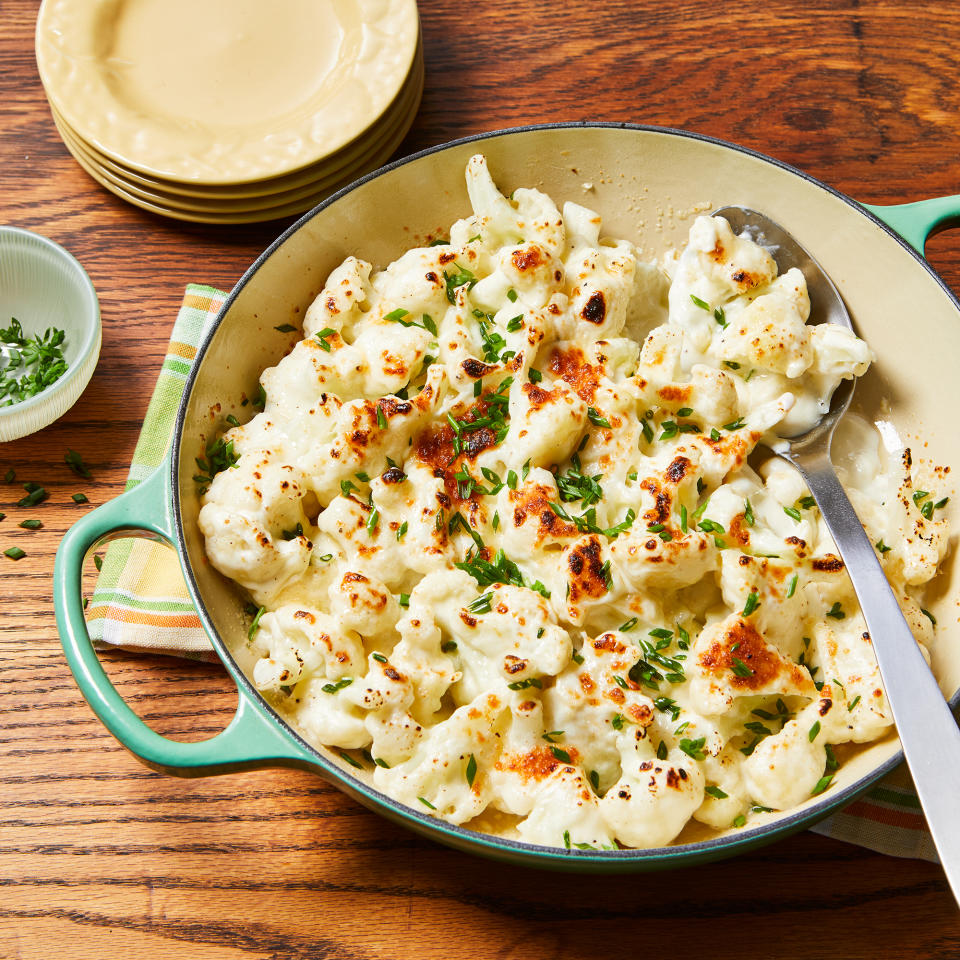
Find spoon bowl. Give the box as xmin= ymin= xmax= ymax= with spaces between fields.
xmin=714 ymin=205 xmax=960 ymax=903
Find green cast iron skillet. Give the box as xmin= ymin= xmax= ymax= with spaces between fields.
xmin=54 ymin=123 xmax=960 ymax=872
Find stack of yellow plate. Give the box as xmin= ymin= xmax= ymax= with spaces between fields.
xmin=35 ymin=0 xmax=423 ymax=224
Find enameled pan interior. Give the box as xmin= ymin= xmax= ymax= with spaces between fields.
xmin=171 ymin=124 xmax=960 ymax=860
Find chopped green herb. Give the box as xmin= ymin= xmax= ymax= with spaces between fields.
xmin=679 ymin=504 xmax=688 ymax=533
xmin=657 ymin=740 xmax=668 ymax=760
xmin=466 ymin=754 xmax=478 ymax=787
xmin=366 ymin=508 xmax=380 ymax=536
xmin=542 ymin=730 xmax=564 ymax=743
xmin=0 ymin=319 xmax=68 ymax=405
xmin=372 ymin=653 xmax=387 ymax=663
xmin=467 ymin=592 xmax=493 ymax=614
xmin=742 ymin=591 xmax=760 ymax=617
xmin=787 ymin=573 xmax=798 ymax=599
xmin=507 ymin=677 xmax=543 ymax=690
xmin=731 ymin=657 xmax=753 ymax=678
xmin=397 ymin=521 xmax=408 ymax=541
xmin=677 ymin=407 xmax=694 ymax=417
xmin=848 ymin=695 xmax=861 ymax=711
xmin=611 ymin=714 xmax=624 ymax=731
xmin=64 ymin=449 xmax=92 ymax=479
xmin=338 ymin=751 xmax=362 ymax=770
xmin=744 ymin=499 xmax=755 ymax=527
xmin=551 ymin=746 xmax=572 ymax=763
xmin=93 ymin=554 xmax=103 ymax=571
xmin=811 ymin=774 xmax=834 ymax=796
xmin=808 ymin=720 xmax=821 ymax=742
xmin=619 ymin=617 xmax=638 ymax=632
xmin=274 ymin=323 xmax=297 ymax=333
xmin=589 ymin=770 xmax=600 ymax=792
xmin=733 ymin=814 xmax=747 ymax=828
xmin=19 ymin=519 xmax=42 ymax=529
xmin=679 ymin=736 xmax=707 ymax=761
xmin=705 ymin=785 xmax=729 ymax=800
xmin=922 ymin=608 xmax=937 ymax=626
xmin=17 ymin=486 xmax=48 ymax=507
xmin=418 ymin=796 xmax=437 ymax=810
xmin=722 ymin=417 xmax=746 ymax=431
xmin=506 ymin=315 xmax=524 ymax=333
xmin=714 ymin=306 xmax=727 ymax=327
xmin=507 ymin=288 xmax=518 ymax=302
xmin=3 ymin=469 xmax=14 ymax=482
xmin=4 ymin=547 xmax=26 ymax=560
xmin=798 ymin=496 xmax=817 ymax=509
xmin=376 ymin=405 xmax=388 ymax=430
xmin=398 ymin=593 xmax=410 ymax=608
xmin=690 ymin=294 xmax=710 ymax=310
xmin=528 ymin=368 xmax=542 ymax=383
xmin=321 ymin=677 xmax=354 ymax=694
xmin=571 ymin=650 xmax=585 ymax=665
xmin=783 ymin=506 xmax=802 ymax=522
xmin=247 ymin=606 xmax=265 ymax=640
xmin=586 ymin=407 xmax=611 ymax=429
xmin=875 ymin=539 xmax=892 ymax=554
xmin=826 ymin=602 xmax=846 ymax=620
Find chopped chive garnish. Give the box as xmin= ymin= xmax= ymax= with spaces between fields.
xmin=528 ymin=368 xmax=542 ymax=383
xmin=742 ymin=591 xmax=760 ymax=617
xmin=744 ymin=499 xmax=755 ymax=527
xmin=811 ymin=775 xmax=833 ymax=796
xmin=848 ymin=695 xmax=861 ymax=711
xmin=679 ymin=736 xmax=707 ymax=761
xmin=372 ymin=653 xmax=387 ymax=663
xmin=731 ymin=657 xmax=753 ymax=678
xmin=808 ymin=721 xmax=821 ymax=742
xmin=418 ymin=796 xmax=436 ymax=810
xmin=551 ymin=746 xmax=572 ymax=763
xmin=586 ymin=407 xmax=611 ymax=429
xmin=690 ymin=294 xmax=710 ymax=310
xmin=4 ymin=547 xmax=26 ymax=560
xmin=507 ymin=288 xmax=518 ymax=302
xmin=705 ymin=785 xmax=728 ymax=800
xmin=783 ymin=506 xmax=802 ymax=522
xmin=64 ymin=450 xmax=92 ymax=479
xmin=922 ymin=608 xmax=937 ymax=626
xmin=321 ymin=677 xmax=353 ymax=694
xmin=787 ymin=573 xmax=798 ymax=599
xmin=722 ymin=417 xmax=746 ymax=431
xmin=274 ymin=323 xmax=297 ymax=333
xmin=619 ymin=617 xmax=638 ymax=632
xmin=247 ymin=606 xmax=265 ymax=640
xmin=376 ymin=405 xmax=388 ymax=430
xmin=465 ymin=754 xmax=478 ymax=787
xmin=338 ymin=751 xmax=362 ymax=769
xmin=19 ymin=519 xmax=42 ymax=530
xmin=826 ymin=602 xmax=845 ymax=620
xmin=875 ymin=539 xmax=891 ymax=553
xmin=398 ymin=593 xmax=410 ymax=608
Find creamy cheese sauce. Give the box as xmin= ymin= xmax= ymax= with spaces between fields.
xmin=199 ymin=157 xmax=949 ymax=849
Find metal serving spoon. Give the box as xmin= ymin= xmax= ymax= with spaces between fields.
xmin=715 ymin=206 xmax=960 ymax=903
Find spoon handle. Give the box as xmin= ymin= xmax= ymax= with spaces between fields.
xmin=789 ymin=452 xmax=960 ymax=904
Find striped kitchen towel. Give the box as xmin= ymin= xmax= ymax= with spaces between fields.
xmin=88 ymin=283 xmax=938 ymax=860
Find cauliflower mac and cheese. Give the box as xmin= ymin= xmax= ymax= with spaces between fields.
xmin=199 ymin=156 xmax=949 ymax=849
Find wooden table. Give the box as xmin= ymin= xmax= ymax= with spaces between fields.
xmin=3 ymin=1 xmax=960 ymax=956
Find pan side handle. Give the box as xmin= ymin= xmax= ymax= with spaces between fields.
xmin=862 ymin=195 xmax=960 ymax=255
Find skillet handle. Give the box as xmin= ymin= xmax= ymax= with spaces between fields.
xmin=53 ymin=462 xmax=317 ymax=777
xmin=862 ymin=195 xmax=960 ymax=255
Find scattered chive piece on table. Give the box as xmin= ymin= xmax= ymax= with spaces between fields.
xmin=4 ymin=547 xmax=25 ymax=560
xmin=64 ymin=449 xmax=92 ymax=479
xmin=19 ymin=519 xmax=41 ymax=530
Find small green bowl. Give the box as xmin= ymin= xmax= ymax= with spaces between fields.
xmin=0 ymin=226 xmax=100 ymax=442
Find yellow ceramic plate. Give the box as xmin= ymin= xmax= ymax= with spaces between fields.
xmin=36 ymin=0 xmax=420 ymax=184
xmin=48 ymin=48 xmax=424 ymax=205
xmin=56 ymin=78 xmax=422 ymax=224
xmin=47 ymin=41 xmax=425 ymax=200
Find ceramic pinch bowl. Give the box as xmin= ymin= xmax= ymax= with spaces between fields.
xmin=0 ymin=226 xmax=101 ymax=442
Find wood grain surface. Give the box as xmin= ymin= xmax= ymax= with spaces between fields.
xmin=3 ymin=1 xmax=960 ymax=957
